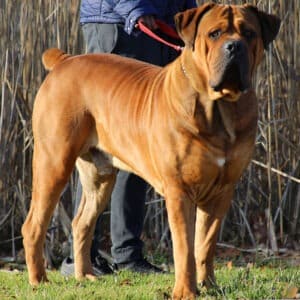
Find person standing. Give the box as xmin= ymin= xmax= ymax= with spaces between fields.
xmin=61 ymin=0 xmax=196 ymax=276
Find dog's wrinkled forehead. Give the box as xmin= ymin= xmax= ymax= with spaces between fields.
xmin=198 ymin=5 xmax=261 ymax=36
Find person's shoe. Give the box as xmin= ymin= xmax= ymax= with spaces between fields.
xmin=114 ymin=258 xmax=164 ymax=274
xmin=93 ymin=255 xmax=114 ymax=275
xmin=60 ymin=255 xmax=114 ymax=276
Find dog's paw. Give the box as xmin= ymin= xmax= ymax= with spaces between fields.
xmin=85 ymin=274 xmax=98 ymax=281
xmin=75 ymin=272 xmax=98 ymax=282
xmin=29 ymin=273 xmax=49 ymax=286
xmin=172 ymin=286 xmax=196 ymax=300
xmin=197 ymin=276 xmax=216 ymax=289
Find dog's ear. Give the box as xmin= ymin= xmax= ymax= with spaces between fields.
xmin=175 ymin=3 xmax=215 ymax=49
xmin=245 ymin=5 xmax=281 ymax=50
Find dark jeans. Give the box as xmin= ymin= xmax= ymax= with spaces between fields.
xmin=77 ymin=23 xmax=177 ymax=264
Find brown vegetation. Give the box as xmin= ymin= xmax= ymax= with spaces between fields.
xmin=0 ymin=0 xmax=299 ymax=264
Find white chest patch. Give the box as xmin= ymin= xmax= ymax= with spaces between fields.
xmin=216 ymin=157 xmax=226 ymax=167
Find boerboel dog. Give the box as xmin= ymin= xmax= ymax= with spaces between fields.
xmin=22 ymin=3 xmax=280 ymax=299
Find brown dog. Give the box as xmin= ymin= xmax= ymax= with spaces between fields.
xmin=22 ymin=3 xmax=280 ymax=299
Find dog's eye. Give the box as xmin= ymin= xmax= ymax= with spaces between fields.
xmin=209 ymin=29 xmax=222 ymax=40
xmin=243 ymin=29 xmax=256 ymax=40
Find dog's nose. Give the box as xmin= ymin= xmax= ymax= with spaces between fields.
xmin=224 ymin=40 xmax=244 ymax=57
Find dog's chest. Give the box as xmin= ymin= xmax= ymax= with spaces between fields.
xmin=174 ymin=97 xmax=257 ymax=198
xmin=172 ymin=136 xmax=253 ymax=202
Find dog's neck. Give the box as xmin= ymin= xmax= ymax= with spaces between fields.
xmin=169 ymin=54 xmax=237 ymax=144
xmin=216 ymin=100 xmax=236 ymax=143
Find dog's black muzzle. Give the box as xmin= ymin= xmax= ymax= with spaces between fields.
xmin=209 ymin=39 xmax=250 ymax=92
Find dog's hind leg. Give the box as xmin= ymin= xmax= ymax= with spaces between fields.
xmin=72 ymin=156 xmax=116 ymax=280
xmin=22 ymin=104 xmax=95 ymax=285
xmin=22 ymin=144 xmax=77 ymax=286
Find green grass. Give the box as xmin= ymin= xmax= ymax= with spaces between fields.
xmin=0 ymin=263 xmax=299 ymax=299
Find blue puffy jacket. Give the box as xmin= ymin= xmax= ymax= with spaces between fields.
xmin=80 ymin=0 xmax=196 ymax=34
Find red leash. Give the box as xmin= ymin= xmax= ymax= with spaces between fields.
xmin=137 ymin=20 xmax=183 ymax=52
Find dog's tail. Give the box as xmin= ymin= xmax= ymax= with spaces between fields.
xmin=42 ymin=48 xmax=71 ymax=71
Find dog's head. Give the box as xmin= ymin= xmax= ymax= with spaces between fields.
xmin=175 ymin=3 xmax=281 ymax=101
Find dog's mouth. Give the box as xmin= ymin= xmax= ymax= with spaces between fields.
xmin=211 ymin=62 xmax=249 ymax=90
xmin=208 ymin=52 xmax=250 ymax=101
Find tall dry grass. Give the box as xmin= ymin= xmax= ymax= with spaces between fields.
xmin=0 ymin=0 xmax=299 ymax=263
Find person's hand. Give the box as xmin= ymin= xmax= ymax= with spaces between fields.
xmin=136 ymin=15 xmax=158 ymax=30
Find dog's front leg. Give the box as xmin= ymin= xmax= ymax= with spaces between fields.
xmin=194 ymin=208 xmax=221 ymax=287
xmin=165 ymin=190 xmax=197 ymax=300
xmin=194 ymin=191 xmax=233 ymax=288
